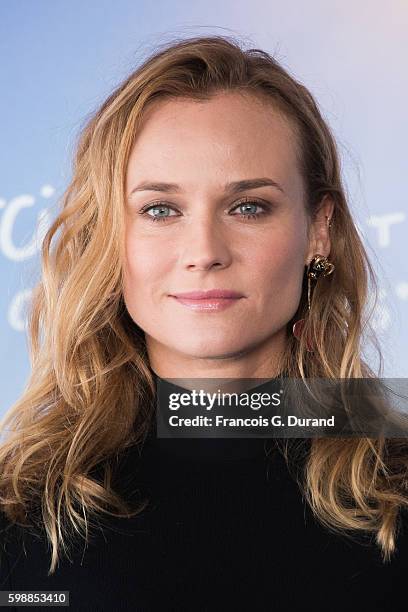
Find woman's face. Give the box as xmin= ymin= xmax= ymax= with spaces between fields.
xmin=123 ymin=91 xmax=331 ymax=377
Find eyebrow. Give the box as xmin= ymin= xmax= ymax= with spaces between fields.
xmin=128 ymin=177 xmax=285 ymax=197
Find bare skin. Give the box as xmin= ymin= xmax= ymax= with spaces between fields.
xmin=123 ymin=91 xmax=333 ymax=383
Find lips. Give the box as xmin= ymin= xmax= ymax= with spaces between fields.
xmin=169 ymin=289 xmax=244 ymax=312
xmin=170 ymin=290 xmax=244 ymax=299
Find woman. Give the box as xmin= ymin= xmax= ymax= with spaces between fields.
xmin=1 ymin=35 xmax=407 ymax=611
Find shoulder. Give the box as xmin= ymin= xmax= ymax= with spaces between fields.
xmin=0 ymin=510 xmax=20 ymax=589
xmin=0 ymin=508 xmax=49 ymax=589
xmin=392 ymin=505 xmax=408 ymax=560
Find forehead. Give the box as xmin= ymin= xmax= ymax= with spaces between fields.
xmin=126 ymin=92 xmax=303 ymax=200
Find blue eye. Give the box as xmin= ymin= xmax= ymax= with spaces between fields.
xmin=139 ymin=200 xmax=270 ymax=223
xmin=231 ymin=202 xmax=265 ymax=219
xmin=144 ymin=204 xmax=176 ymax=221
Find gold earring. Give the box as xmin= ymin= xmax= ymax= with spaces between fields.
xmin=292 ymin=254 xmax=335 ymax=351
xmin=306 ymin=254 xmax=335 ymax=310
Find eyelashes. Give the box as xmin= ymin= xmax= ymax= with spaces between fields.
xmin=137 ymin=198 xmax=273 ymax=223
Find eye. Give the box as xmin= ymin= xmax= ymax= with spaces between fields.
xmin=140 ymin=203 xmax=179 ymax=222
xmin=138 ymin=198 xmax=272 ymax=223
xmin=229 ymin=200 xmax=269 ymax=220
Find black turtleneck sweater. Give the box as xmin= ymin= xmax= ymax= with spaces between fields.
xmin=1 ymin=376 xmax=408 ymax=612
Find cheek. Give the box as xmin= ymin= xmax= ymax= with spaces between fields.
xmin=122 ymin=232 xmax=174 ymax=304
xmin=124 ymin=227 xmax=154 ymax=280
xmin=247 ymin=226 xmax=307 ymax=301
xmin=122 ymin=234 xmax=151 ymax=311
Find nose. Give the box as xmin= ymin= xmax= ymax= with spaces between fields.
xmin=178 ymin=214 xmax=232 ymax=271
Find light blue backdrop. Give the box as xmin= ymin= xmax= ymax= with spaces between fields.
xmin=1 ymin=1 xmax=407 ymax=416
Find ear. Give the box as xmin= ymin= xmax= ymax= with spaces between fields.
xmin=305 ymin=195 xmax=335 ymax=264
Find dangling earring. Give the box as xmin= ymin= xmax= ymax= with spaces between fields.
xmin=292 ymin=253 xmax=335 ymax=352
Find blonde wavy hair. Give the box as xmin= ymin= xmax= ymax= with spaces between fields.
xmin=1 ymin=34 xmax=407 ymax=575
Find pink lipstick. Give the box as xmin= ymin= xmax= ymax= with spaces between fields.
xmin=169 ymin=289 xmax=244 ymax=312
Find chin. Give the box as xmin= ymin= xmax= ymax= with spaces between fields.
xmin=173 ymin=341 xmax=250 ymax=360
